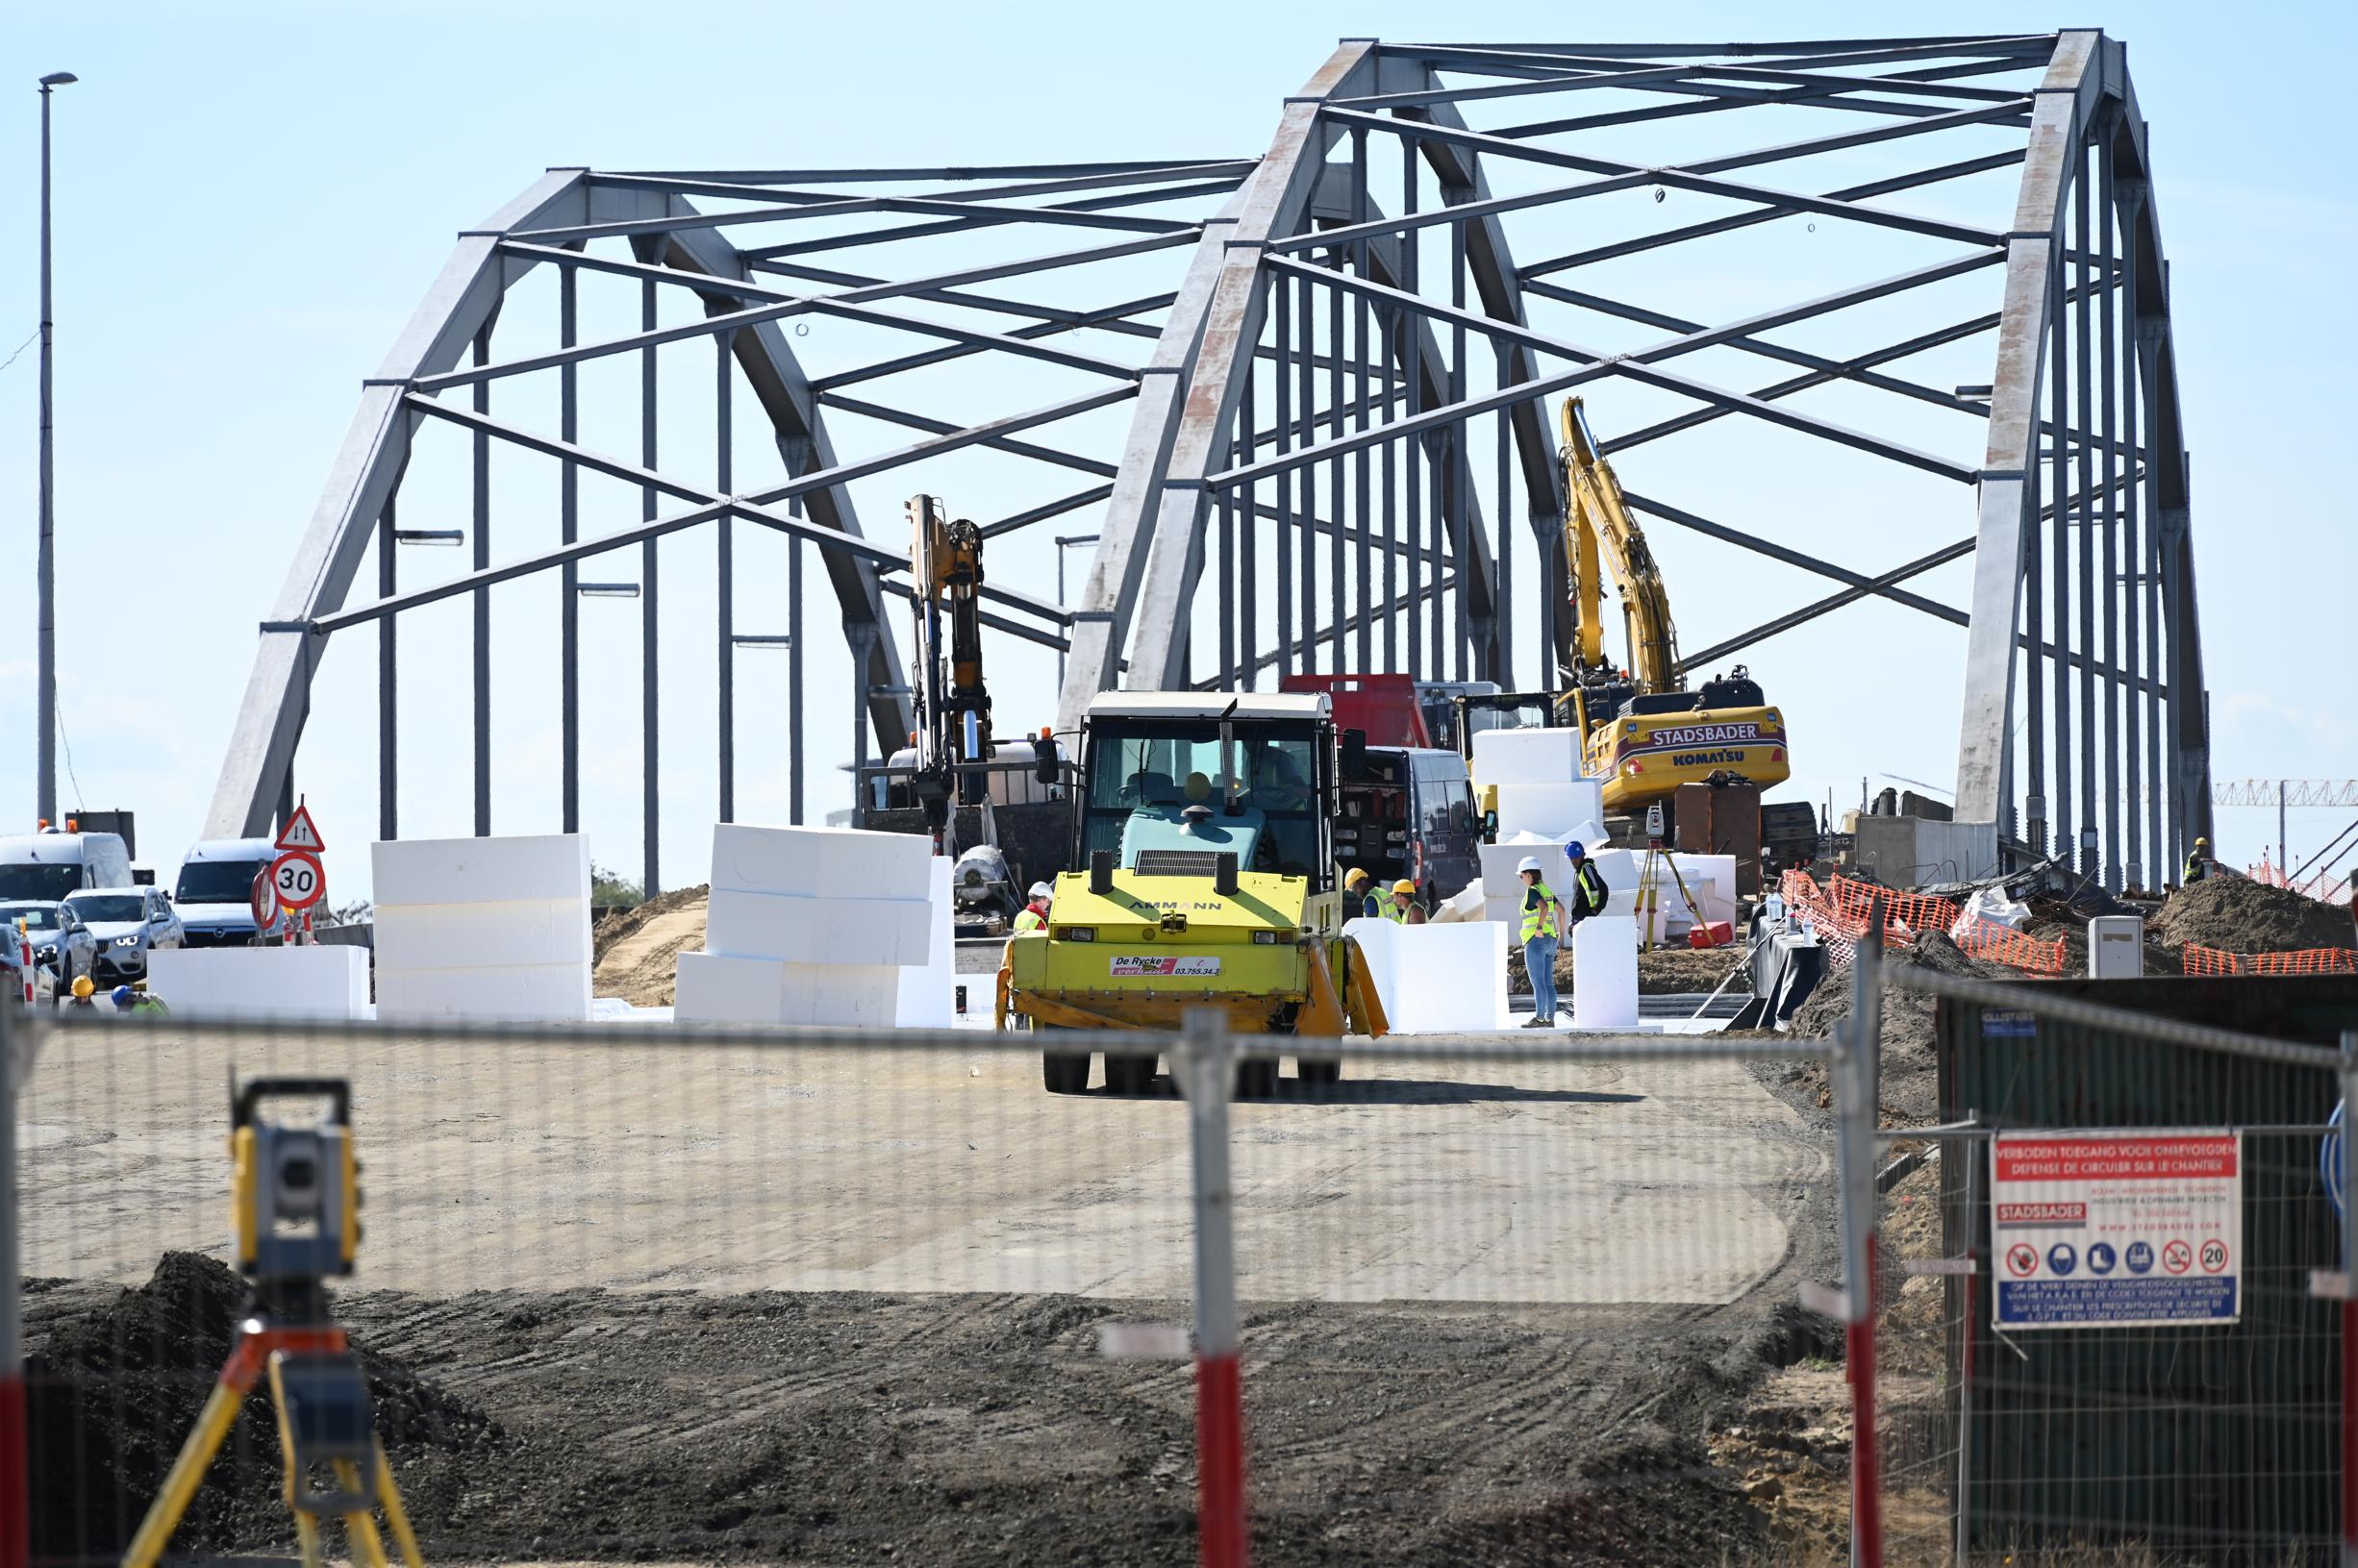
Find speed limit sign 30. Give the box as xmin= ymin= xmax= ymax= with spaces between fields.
xmin=269 ymin=850 xmax=327 ymax=911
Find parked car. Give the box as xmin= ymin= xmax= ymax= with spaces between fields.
xmin=172 ymin=836 xmax=283 ymax=946
xmin=0 ymin=900 xmax=99 ymax=991
xmin=0 ymin=828 xmax=134 ymax=902
xmin=63 ymin=887 xmax=184 ymax=985
xmin=1333 ymin=746 xmax=1483 ymax=912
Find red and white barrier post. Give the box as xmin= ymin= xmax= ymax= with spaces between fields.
xmin=1834 ymin=909 xmax=1886 ymax=1568
xmin=1182 ymin=1008 xmax=1248 ymax=1568
xmin=1 ymin=995 xmax=30 ymax=1568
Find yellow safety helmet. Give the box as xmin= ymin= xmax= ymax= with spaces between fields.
xmin=71 ymin=975 xmax=94 ymax=999
xmin=2195 ymin=836 xmax=2209 ymax=849
xmin=1344 ymin=867 xmax=1368 ymax=885
xmin=1392 ymin=879 xmax=1417 ymax=896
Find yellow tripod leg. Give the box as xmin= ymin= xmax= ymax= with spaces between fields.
xmin=293 ymin=1508 xmax=326 ymax=1568
xmin=333 ymin=1457 xmax=391 ymax=1568
xmin=120 ymin=1381 xmax=245 ymax=1568
xmin=373 ymin=1447 xmax=427 ymax=1568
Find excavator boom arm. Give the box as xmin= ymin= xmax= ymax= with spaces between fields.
xmin=1558 ymin=399 xmax=1681 ymax=693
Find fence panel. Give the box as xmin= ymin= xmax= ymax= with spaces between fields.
xmin=13 ymin=1011 xmax=1210 ymax=1566
xmin=1220 ymin=1036 xmax=1845 ymax=1566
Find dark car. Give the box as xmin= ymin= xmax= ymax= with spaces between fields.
xmin=1333 ymin=746 xmax=1483 ymax=913
xmin=0 ymin=900 xmax=98 ymax=992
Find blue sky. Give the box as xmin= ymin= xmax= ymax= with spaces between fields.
xmin=2 ymin=1 xmax=2351 ymax=897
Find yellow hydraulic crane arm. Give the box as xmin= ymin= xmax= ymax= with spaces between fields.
xmin=1558 ymin=397 xmax=1682 ymax=693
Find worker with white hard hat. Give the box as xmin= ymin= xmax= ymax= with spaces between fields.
xmin=997 ymin=882 xmax=1057 ymax=1030
xmin=1517 ymin=855 xmax=1566 ymax=1028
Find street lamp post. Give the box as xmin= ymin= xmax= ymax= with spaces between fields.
xmin=35 ymin=70 xmax=76 ymax=826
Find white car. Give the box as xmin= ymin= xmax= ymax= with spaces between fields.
xmin=63 ymin=887 xmax=185 ymax=985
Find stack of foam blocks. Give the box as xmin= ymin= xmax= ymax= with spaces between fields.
xmin=371 ymin=834 xmax=593 ymax=1022
xmin=675 ymin=825 xmax=933 ymax=1027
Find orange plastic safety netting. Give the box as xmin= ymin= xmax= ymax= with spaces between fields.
xmin=2182 ymin=944 xmax=2358 ymax=977
xmin=1953 ymin=928 xmax=2070 ymax=974
xmin=1780 ymin=869 xmax=2067 ymax=975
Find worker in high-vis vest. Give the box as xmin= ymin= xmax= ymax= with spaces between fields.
xmin=1517 ymin=855 xmax=1566 ymax=1028
xmin=1344 ymin=867 xmax=1381 ymax=920
xmin=2183 ymin=837 xmax=2211 ymax=885
xmin=1384 ymin=879 xmax=1427 ymax=925
xmin=1563 ymin=841 xmax=1612 ymax=927
xmin=997 ymin=883 xmax=1056 ymax=1028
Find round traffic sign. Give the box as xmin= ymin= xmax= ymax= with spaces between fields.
xmin=2199 ymin=1238 xmax=2229 ymax=1274
xmin=250 ymin=868 xmax=283 ymax=933
xmin=2161 ymin=1239 xmax=2194 ymax=1276
xmin=270 ymin=850 xmax=327 ymax=911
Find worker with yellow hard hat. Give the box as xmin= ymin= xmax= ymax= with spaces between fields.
xmin=1384 ymin=879 xmax=1427 ymax=926
xmin=2183 ymin=835 xmax=2211 ymax=886
xmin=1344 ymin=867 xmax=1380 ymax=920
xmin=66 ymin=974 xmax=96 ymax=1008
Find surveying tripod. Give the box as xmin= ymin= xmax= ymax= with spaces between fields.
xmin=121 ymin=1078 xmax=425 ymax=1568
xmin=1634 ymin=803 xmax=1708 ymax=954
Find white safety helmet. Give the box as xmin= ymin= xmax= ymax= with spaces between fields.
xmin=1517 ymin=856 xmax=1543 ymax=875
xmin=1028 ymin=882 xmax=1054 ymax=901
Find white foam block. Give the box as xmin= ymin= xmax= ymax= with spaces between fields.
xmin=705 ymin=888 xmax=932 ymax=965
xmin=1470 ymin=728 xmax=1584 ymax=786
xmin=782 ymin=963 xmax=899 ymax=1028
xmin=376 ymin=960 xmax=590 ymax=1022
xmin=373 ymin=899 xmax=591 ymax=972
xmin=1493 ymin=780 xmax=1607 ymax=839
xmin=895 ymin=859 xmax=956 ymax=1029
xmin=710 ymin=823 xmax=931 ymax=900
xmin=1345 ymin=918 xmax=1511 ymax=1034
xmin=371 ymin=834 xmax=589 ymax=908
xmin=675 ymin=951 xmax=787 ymax=1025
xmin=147 ymin=946 xmax=369 ymax=1021
xmin=1570 ymin=915 xmax=1640 ymax=1030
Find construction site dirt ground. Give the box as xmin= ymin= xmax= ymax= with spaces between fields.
xmin=21 ymin=1024 xmax=1842 ymax=1565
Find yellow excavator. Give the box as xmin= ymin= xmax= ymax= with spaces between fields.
xmin=1549 ymin=396 xmax=1791 ymax=813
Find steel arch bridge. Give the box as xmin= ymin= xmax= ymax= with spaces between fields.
xmin=206 ymin=31 xmax=2209 ymax=892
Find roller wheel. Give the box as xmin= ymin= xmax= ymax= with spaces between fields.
xmin=1041 ymin=1051 xmax=1091 ymax=1095
xmin=1297 ymin=1058 xmax=1342 ymax=1087
xmin=1104 ymin=1053 xmax=1158 ymax=1097
xmin=1235 ymin=1058 xmax=1280 ymax=1100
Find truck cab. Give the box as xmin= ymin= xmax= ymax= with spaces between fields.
xmin=173 ymin=837 xmax=283 ymax=947
xmin=1007 ymin=691 xmax=1346 ymax=1096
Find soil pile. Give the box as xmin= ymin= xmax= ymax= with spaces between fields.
xmin=590 ymin=883 xmax=710 ymax=1007
xmin=25 ymin=1252 xmax=494 ymax=1559
xmin=1506 ymin=935 xmax=1749 ymax=997
xmin=1785 ymin=933 xmax=2016 ymax=1123
xmin=2151 ymin=876 xmax=2355 ymax=956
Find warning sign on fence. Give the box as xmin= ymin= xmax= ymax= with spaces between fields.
xmin=1990 ymin=1131 xmax=2243 ymax=1330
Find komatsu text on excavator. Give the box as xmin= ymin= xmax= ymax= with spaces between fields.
xmin=1459 ymin=400 xmax=1792 ymax=815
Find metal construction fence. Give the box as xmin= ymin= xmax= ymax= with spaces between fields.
xmin=2 ymin=966 xmax=2354 ymax=1567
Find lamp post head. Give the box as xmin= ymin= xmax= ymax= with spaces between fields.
xmin=39 ymin=71 xmax=78 ymax=87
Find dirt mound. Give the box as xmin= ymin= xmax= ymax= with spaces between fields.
xmin=591 ymin=883 xmax=710 ymax=1006
xmin=2150 ymin=876 xmax=2355 ymax=956
xmin=1506 ymin=934 xmax=1749 ymax=996
xmin=1787 ymin=933 xmax=2017 ymax=1123
xmin=26 ymin=1252 xmax=494 ymax=1558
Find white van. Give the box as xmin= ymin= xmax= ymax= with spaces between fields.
xmin=0 ymin=829 xmax=134 ymax=903
xmin=172 ymin=837 xmax=283 ymax=947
